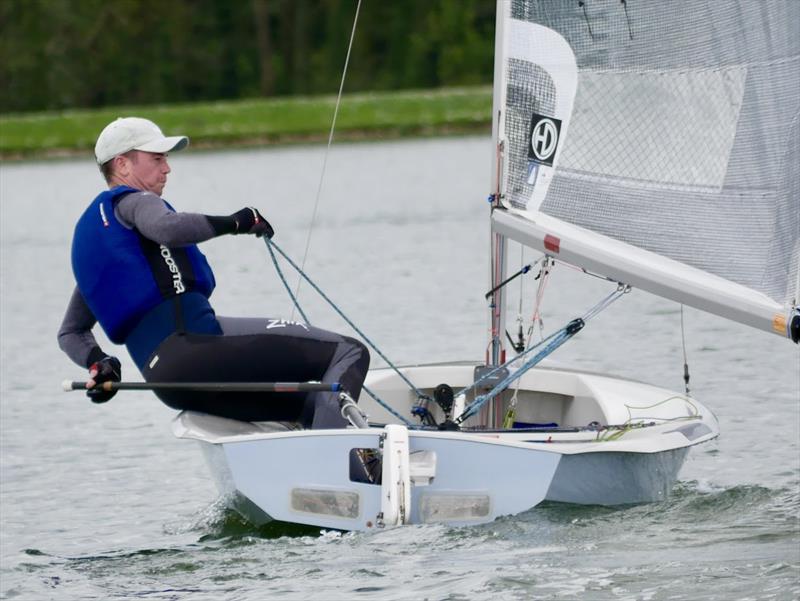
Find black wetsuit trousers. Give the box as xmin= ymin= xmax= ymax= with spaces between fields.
xmin=141 ymin=317 xmax=370 ymax=428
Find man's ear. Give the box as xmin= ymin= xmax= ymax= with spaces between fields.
xmin=112 ymin=154 xmax=131 ymax=177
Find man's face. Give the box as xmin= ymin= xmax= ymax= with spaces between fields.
xmin=117 ymin=151 xmax=171 ymax=196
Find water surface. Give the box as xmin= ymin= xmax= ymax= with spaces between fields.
xmin=1 ymin=137 xmax=798 ymax=600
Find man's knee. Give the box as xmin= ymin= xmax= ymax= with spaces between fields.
xmin=344 ymin=336 xmax=370 ymax=373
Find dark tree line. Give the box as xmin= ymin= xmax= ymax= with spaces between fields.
xmin=0 ymin=0 xmax=495 ymax=113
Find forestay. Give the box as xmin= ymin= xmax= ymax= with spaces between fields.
xmin=490 ymin=0 xmax=799 ymax=339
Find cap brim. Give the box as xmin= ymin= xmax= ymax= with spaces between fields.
xmin=134 ymin=135 xmax=189 ymax=154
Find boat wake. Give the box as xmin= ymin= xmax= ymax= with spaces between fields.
xmin=189 ymin=498 xmax=327 ymax=541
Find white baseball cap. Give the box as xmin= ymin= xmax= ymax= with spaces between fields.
xmin=94 ymin=117 xmax=189 ymax=165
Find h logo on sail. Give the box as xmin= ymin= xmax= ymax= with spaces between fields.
xmin=528 ymin=113 xmax=562 ymax=166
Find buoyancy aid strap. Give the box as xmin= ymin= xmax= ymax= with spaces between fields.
xmin=173 ymin=295 xmax=186 ymax=334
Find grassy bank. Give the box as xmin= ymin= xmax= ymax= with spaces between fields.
xmin=0 ymin=87 xmax=492 ymax=160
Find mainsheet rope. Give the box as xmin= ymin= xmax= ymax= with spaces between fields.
xmin=265 ymin=238 xmax=414 ymax=426
xmin=268 ymin=237 xmax=631 ymax=429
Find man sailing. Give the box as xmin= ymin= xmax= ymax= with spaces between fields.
xmin=58 ymin=117 xmax=369 ymax=427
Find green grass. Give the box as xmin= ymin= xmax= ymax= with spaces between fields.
xmin=0 ymin=86 xmax=492 ymax=159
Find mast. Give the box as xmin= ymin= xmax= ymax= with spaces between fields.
xmin=488 ymin=0 xmax=509 ymax=368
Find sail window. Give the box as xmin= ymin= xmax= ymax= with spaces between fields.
xmin=559 ymin=66 xmax=747 ymax=192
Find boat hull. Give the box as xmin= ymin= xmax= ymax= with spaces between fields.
xmin=187 ymin=423 xmax=562 ymax=530
xmin=545 ymin=447 xmax=689 ymax=505
xmin=173 ymin=362 xmax=719 ymax=531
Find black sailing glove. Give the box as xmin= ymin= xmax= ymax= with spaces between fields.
xmin=87 ymin=355 xmax=122 ymax=404
xmin=231 ymin=207 xmax=275 ymax=238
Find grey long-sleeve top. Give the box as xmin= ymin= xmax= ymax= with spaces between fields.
xmin=57 ymin=191 xmax=228 ymax=368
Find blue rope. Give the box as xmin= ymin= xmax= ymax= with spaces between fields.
xmin=455 ymin=319 xmax=583 ymax=424
xmin=361 ymin=384 xmax=413 ymax=425
xmin=265 ymin=239 xmax=309 ymax=324
xmin=263 ymin=240 xmax=627 ymax=430
xmin=455 ymin=287 xmax=627 ymax=401
xmin=453 ymin=286 xmax=628 ymax=424
xmin=264 ymin=238 xmax=414 ymax=425
xmin=453 ymin=327 xmax=559 ymax=401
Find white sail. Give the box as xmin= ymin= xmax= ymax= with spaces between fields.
xmin=490 ymin=0 xmax=800 ymax=339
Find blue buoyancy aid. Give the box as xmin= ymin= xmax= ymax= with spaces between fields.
xmin=72 ymin=185 xmax=216 ymax=343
